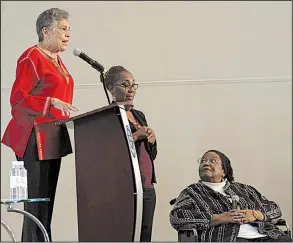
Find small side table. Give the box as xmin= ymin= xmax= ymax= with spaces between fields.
xmin=1 ymin=198 xmax=50 ymax=242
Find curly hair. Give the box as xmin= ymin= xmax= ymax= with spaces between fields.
xmin=203 ymin=150 xmax=235 ymax=182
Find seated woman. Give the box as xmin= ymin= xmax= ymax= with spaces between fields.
xmin=169 ymin=150 xmax=291 ymax=242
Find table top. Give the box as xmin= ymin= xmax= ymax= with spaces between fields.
xmin=1 ymin=198 xmax=50 ymax=205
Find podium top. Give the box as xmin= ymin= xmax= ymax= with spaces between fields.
xmin=55 ymin=101 xmax=133 ymax=126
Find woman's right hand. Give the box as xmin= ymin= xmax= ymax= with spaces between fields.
xmin=51 ymin=98 xmax=79 ymax=116
xmin=133 ymin=127 xmax=147 ymax=141
xmin=211 ymin=210 xmax=245 ymax=226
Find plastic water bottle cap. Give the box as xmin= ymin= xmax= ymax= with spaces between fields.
xmin=18 ymin=161 xmax=24 ymax=166
xmin=12 ymin=161 xmax=18 ymax=167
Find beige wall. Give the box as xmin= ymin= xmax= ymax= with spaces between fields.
xmin=1 ymin=1 xmax=292 ymax=241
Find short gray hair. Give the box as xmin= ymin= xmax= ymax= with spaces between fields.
xmin=36 ymin=8 xmax=69 ymax=42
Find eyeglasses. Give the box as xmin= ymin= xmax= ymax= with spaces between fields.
xmin=57 ymin=25 xmax=70 ymax=34
xmin=115 ymin=83 xmax=139 ymax=90
xmin=197 ymin=158 xmax=220 ymax=164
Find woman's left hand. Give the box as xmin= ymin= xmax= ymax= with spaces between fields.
xmin=237 ymin=210 xmax=264 ymax=223
xmin=146 ymin=127 xmax=156 ymax=144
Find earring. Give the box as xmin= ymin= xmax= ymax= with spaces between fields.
xmin=112 ymin=96 xmax=116 ymax=102
xmin=47 ymin=38 xmax=50 ymax=43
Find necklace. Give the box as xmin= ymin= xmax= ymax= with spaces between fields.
xmin=37 ymin=45 xmax=58 ymax=60
xmin=132 ymin=120 xmax=141 ymax=129
xmin=36 ymin=44 xmax=69 ymax=84
xmin=127 ymin=112 xmax=141 ymax=128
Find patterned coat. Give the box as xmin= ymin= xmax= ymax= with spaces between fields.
xmin=170 ymin=180 xmax=285 ymax=242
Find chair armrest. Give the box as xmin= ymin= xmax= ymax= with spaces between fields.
xmin=178 ymin=228 xmax=198 ymax=242
xmin=170 ymin=198 xmax=176 ymax=205
xmin=274 ymin=219 xmax=291 ymax=238
xmin=275 ymin=219 xmax=287 ymax=226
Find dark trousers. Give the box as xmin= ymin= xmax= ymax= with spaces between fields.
xmin=237 ymin=234 xmax=292 ymax=242
xmin=16 ymin=131 xmax=61 ymax=242
xmin=140 ymin=188 xmax=156 ymax=242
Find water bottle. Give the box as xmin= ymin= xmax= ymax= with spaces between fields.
xmin=9 ymin=161 xmax=21 ymax=200
xmin=18 ymin=161 xmax=28 ymax=200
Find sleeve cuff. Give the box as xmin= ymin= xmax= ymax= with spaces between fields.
xmin=43 ymin=97 xmax=52 ymax=116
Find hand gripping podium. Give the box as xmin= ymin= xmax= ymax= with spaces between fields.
xmin=56 ymin=102 xmax=143 ymax=242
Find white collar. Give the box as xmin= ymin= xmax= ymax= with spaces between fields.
xmin=202 ymin=179 xmax=227 ymax=188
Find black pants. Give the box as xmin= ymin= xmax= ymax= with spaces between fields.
xmin=237 ymin=234 xmax=292 ymax=242
xmin=140 ymin=188 xmax=156 ymax=242
xmin=16 ymin=131 xmax=61 ymax=242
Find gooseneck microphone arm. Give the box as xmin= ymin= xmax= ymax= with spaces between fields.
xmin=100 ymin=72 xmax=110 ymax=104
xmin=73 ymin=48 xmax=110 ymax=105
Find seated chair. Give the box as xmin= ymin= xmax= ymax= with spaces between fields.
xmin=169 ymin=198 xmax=292 ymax=242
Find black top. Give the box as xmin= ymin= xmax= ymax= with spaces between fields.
xmin=129 ymin=109 xmax=158 ymax=184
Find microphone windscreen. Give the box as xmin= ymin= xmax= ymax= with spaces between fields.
xmin=232 ymin=195 xmax=239 ymax=202
xmin=73 ymin=48 xmax=82 ymax=56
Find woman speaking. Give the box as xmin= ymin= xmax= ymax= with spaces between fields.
xmin=2 ymin=8 xmax=78 ymax=242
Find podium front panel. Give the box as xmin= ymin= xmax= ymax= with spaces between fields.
xmin=117 ymin=105 xmax=143 ymax=242
xmin=72 ymin=107 xmax=141 ymax=241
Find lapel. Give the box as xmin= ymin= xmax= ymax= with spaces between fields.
xmin=131 ymin=109 xmax=146 ymax=128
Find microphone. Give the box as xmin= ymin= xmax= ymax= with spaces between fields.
xmin=231 ymin=195 xmax=239 ymax=210
xmin=73 ymin=48 xmax=110 ymax=104
xmin=73 ymin=48 xmax=107 ymax=74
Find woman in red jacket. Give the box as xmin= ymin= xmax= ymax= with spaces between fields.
xmin=2 ymin=8 xmax=78 ymax=242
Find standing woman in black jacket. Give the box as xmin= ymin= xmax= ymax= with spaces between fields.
xmin=104 ymin=66 xmax=157 ymax=242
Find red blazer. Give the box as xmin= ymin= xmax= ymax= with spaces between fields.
xmin=2 ymin=45 xmax=74 ymax=160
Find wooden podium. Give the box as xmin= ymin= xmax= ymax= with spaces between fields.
xmin=56 ymin=102 xmax=143 ymax=242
